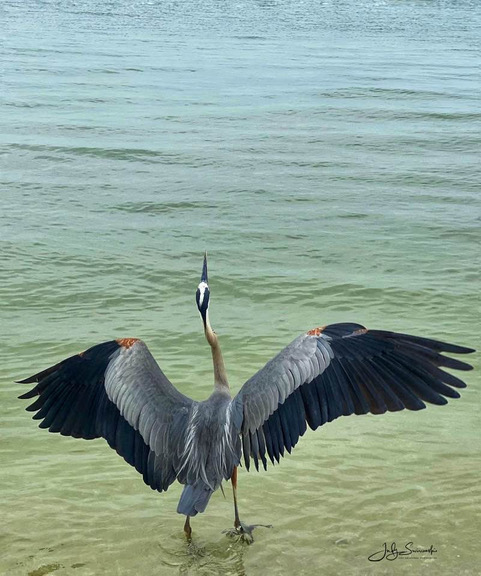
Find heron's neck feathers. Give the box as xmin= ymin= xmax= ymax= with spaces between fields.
xmin=204 ymin=313 xmax=230 ymax=393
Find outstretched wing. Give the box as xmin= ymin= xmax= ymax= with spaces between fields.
xmin=230 ymin=323 xmax=474 ymax=471
xmin=19 ymin=338 xmax=195 ymax=492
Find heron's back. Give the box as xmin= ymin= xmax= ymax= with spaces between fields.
xmin=176 ymin=391 xmax=241 ymax=516
xmin=178 ymin=391 xmax=240 ymax=490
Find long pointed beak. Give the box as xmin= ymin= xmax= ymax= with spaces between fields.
xmin=201 ymin=252 xmax=208 ymax=283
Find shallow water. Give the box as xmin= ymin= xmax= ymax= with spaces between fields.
xmin=1 ymin=0 xmax=480 ymax=574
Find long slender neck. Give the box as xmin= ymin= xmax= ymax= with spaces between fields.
xmin=204 ymin=311 xmax=230 ymax=393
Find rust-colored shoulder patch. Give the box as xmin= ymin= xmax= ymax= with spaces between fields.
xmin=307 ymin=326 xmax=326 ymax=336
xmin=117 ymin=337 xmax=140 ymax=349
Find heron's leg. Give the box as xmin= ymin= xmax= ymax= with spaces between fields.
xmin=230 ymin=466 xmax=252 ymax=542
xmin=231 ymin=466 xmax=241 ymax=529
xmin=184 ymin=515 xmax=192 ymax=540
xmin=224 ymin=466 xmax=273 ymax=543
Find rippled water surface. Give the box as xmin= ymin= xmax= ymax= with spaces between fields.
xmin=2 ymin=1 xmax=480 ymax=574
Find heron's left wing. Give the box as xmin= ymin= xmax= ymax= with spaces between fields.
xmin=18 ymin=338 xmax=195 ymax=492
xmin=229 ymin=323 xmax=474 ymax=471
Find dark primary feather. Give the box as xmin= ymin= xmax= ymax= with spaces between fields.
xmin=232 ymin=323 xmax=474 ymax=471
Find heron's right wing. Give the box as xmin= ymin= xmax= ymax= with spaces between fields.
xmin=230 ymin=323 xmax=474 ymax=471
xmin=18 ymin=338 xmax=195 ymax=492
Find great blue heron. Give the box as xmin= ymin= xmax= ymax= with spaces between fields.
xmin=19 ymin=254 xmax=474 ymax=543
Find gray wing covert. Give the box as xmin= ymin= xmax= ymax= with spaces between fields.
xmin=19 ymin=338 xmax=195 ymax=492
xmin=230 ymin=323 xmax=474 ymax=471
xmin=230 ymin=332 xmax=332 ymax=435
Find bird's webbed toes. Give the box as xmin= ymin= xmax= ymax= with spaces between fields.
xmin=223 ymin=525 xmax=254 ymax=544
xmin=223 ymin=521 xmax=272 ymax=544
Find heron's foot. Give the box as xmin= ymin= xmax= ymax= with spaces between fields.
xmin=223 ymin=521 xmax=272 ymax=544
xmin=224 ymin=522 xmax=254 ymax=544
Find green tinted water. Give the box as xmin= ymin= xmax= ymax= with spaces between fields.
xmin=1 ymin=1 xmax=480 ymax=574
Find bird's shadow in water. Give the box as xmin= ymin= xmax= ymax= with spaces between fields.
xmin=157 ymin=531 xmax=251 ymax=576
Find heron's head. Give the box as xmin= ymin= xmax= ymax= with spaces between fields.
xmin=196 ymin=253 xmax=210 ymax=328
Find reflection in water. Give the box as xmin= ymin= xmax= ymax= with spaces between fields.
xmin=156 ymin=534 xmax=249 ymax=576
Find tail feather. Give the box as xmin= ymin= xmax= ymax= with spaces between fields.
xmin=177 ymin=483 xmax=213 ymax=517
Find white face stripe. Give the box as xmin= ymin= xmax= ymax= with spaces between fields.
xmin=198 ymin=281 xmax=209 ymax=307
